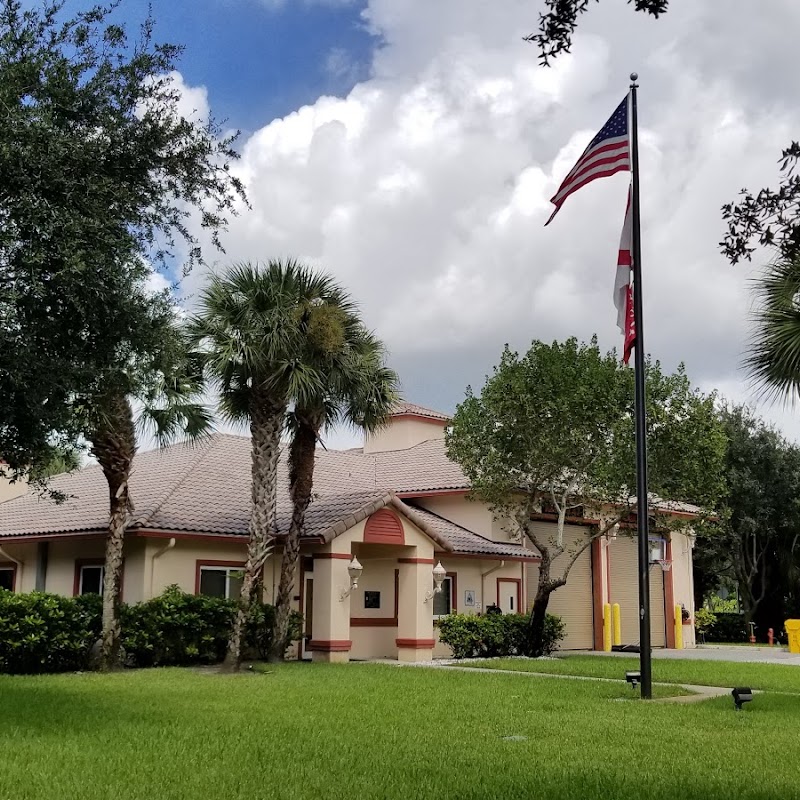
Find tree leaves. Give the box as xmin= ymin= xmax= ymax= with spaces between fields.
xmin=446 ymin=336 xmax=725 ymax=555
xmin=721 ymin=143 xmax=800 ymax=266
xmin=0 ymin=0 xmax=245 ymax=478
xmin=524 ymin=0 xmax=669 ymax=65
xmin=696 ymin=405 xmax=800 ymax=622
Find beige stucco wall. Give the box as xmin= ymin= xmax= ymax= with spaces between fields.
xmin=0 ymin=535 xmax=287 ymax=605
xmin=670 ymin=530 xmax=696 ymax=648
xmin=345 ymin=556 xmax=399 ymax=658
xmin=415 ymin=494 xmax=518 ymax=545
xmin=363 ymin=417 xmax=446 ymax=453
xmin=348 ymin=557 xmax=397 ymax=620
xmin=46 ymin=538 xmax=105 ymax=597
xmin=417 ymin=495 xmax=492 ymax=537
xmin=0 ymin=476 xmax=28 ymax=504
xmin=40 ymin=537 xmax=150 ymax=602
xmin=0 ymin=541 xmax=38 ymax=592
xmin=350 ymin=627 xmax=398 ymax=660
xmin=149 ymin=537 xmax=280 ymax=602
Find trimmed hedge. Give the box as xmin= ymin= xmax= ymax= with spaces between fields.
xmin=0 ymin=585 xmax=302 ymax=674
xmin=437 ymin=612 xmax=565 ymax=659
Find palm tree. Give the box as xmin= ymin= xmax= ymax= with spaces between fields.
xmin=78 ymin=288 xmax=211 ymax=671
xmin=270 ymin=328 xmax=399 ymax=660
xmin=747 ymin=255 xmax=800 ymax=399
xmin=189 ymin=260 xmax=354 ymax=670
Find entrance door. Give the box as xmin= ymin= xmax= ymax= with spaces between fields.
xmin=301 ymin=570 xmax=314 ymax=661
xmin=497 ymin=578 xmax=521 ymax=614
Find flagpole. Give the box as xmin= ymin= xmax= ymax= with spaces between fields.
xmin=629 ymin=72 xmax=652 ymax=699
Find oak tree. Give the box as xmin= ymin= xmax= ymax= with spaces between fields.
xmin=446 ymin=337 xmax=725 ymax=654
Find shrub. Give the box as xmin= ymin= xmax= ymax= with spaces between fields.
xmin=120 ymin=586 xmax=237 ymax=667
xmin=0 ymin=586 xmax=305 ymax=674
xmin=121 ymin=585 xmax=305 ymax=667
xmin=693 ymin=607 xmax=717 ymax=638
xmin=437 ymin=612 xmax=565 ymax=659
xmin=706 ymin=612 xmax=747 ymax=643
xmin=0 ymin=590 xmax=100 ymax=674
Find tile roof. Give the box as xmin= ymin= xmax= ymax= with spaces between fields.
xmin=375 ymin=440 xmax=469 ymax=492
xmin=0 ymin=434 xmax=488 ymax=556
xmin=389 ymin=401 xmax=450 ymax=421
xmin=406 ymin=505 xmax=536 ymax=560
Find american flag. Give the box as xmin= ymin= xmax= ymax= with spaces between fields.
xmin=545 ymin=96 xmax=630 ymax=226
xmin=614 ymin=185 xmax=636 ymax=364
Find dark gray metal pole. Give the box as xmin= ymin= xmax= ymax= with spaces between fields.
xmin=629 ymin=72 xmax=652 ymax=699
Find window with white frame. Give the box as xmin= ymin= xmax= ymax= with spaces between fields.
xmin=78 ymin=564 xmax=104 ymax=595
xmin=199 ymin=565 xmax=244 ymax=600
xmin=0 ymin=566 xmax=15 ymax=592
xmin=433 ymin=576 xmax=453 ymax=618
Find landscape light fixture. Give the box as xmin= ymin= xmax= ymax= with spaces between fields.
xmin=338 ymin=556 xmax=363 ymax=601
xmin=625 ymin=671 xmax=641 ymax=690
xmin=423 ymin=561 xmax=448 ymax=603
xmin=732 ymin=687 xmax=753 ymax=711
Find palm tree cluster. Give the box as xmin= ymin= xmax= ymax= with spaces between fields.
xmin=87 ymin=259 xmax=397 ymax=671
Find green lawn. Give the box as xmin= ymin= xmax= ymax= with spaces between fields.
xmin=1 ymin=664 xmax=798 ymax=800
xmin=465 ymin=654 xmax=800 ymax=694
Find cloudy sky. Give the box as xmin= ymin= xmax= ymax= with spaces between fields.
xmin=114 ymin=0 xmax=800 ymax=447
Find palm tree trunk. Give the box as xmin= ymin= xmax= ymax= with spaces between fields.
xmin=271 ymin=414 xmax=319 ymax=661
xmin=224 ymin=396 xmax=285 ymax=671
xmin=90 ymin=393 xmax=136 ymax=671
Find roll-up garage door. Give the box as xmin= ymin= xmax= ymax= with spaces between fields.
xmin=608 ymin=535 xmax=666 ymax=647
xmin=525 ymin=522 xmax=594 ymax=649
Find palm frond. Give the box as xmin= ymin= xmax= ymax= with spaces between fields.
xmin=746 ymin=256 xmax=800 ymax=402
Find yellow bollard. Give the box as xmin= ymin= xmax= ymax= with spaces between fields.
xmin=603 ymin=603 xmax=612 ymax=651
xmin=674 ymin=604 xmax=683 ymax=650
xmin=612 ymin=603 xmax=621 ymax=646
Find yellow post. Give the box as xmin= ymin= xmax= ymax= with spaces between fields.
xmin=603 ymin=603 xmax=612 ymax=651
xmin=612 ymin=603 xmax=621 ymax=646
xmin=674 ymin=604 xmax=683 ymax=650
xmin=786 ymin=619 xmax=800 ymax=654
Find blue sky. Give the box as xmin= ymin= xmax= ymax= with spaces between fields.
xmin=92 ymin=0 xmax=377 ymax=133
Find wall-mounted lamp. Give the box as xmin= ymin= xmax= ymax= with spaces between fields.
xmin=339 ymin=556 xmax=363 ymax=601
xmin=608 ymin=523 xmax=620 ymax=541
xmin=423 ymin=561 xmax=447 ymax=603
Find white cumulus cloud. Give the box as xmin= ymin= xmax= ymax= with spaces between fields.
xmin=179 ymin=0 xmax=800 ymax=446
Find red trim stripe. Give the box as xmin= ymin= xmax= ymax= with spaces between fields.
xmin=312 ymin=553 xmax=352 ymax=560
xmin=308 ymin=639 xmax=352 ymax=652
xmin=395 ymin=638 xmax=435 ymax=648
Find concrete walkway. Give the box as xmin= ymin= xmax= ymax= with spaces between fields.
xmin=592 ymin=646 xmax=800 ymax=666
xmin=391 ymin=660 xmax=732 ymax=703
